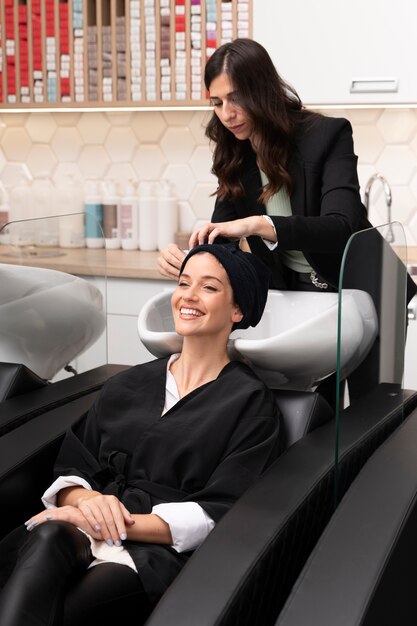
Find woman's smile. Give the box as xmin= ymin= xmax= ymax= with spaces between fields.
xmin=180 ymin=307 xmax=204 ymax=319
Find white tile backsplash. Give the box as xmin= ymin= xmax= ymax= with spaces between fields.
xmin=1 ymin=108 xmax=417 ymax=243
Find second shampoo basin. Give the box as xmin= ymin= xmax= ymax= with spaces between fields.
xmin=0 ymin=264 xmax=106 ymax=381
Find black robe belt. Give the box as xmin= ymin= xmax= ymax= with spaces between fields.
xmin=94 ymin=451 xmax=190 ymax=511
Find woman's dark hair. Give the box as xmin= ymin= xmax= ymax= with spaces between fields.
xmin=204 ymin=38 xmax=315 ymax=203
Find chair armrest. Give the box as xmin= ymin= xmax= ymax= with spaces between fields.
xmin=0 ymin=364 xmax=130 ymax=436
xmin=277 ymin=405 xmax=417 ymax=626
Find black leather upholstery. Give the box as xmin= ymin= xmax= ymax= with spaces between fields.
xmin=0 ymin=393 xmax=101 ymax=538
xmin=0 ymin=364 xmax=129 ymax=436
xmin=0 ymin=362 xmax=47 ymax=402
xmin=274 ymin=389 xmax=334 ymax=449
xmin=0 ymin=364 xmax=129 ymax=537
xmin=276 ymin=406 xmax=417 ymax=626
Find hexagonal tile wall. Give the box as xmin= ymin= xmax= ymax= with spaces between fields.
xmin=2 ymin=127 xmax=32 ymax=162
xmin=77 ymin=112 xmax=111 ymax=144
xmin=131 ymin=111 xmax=167 ymax=143
xmin=78 ymin=145 xmax=111 ymax=179
xmin=105 ymin=127 xmax=139 ymax=162
xmin=25 ymin=114 xmax=57 ymax=143
xmin=132 ymin=145 xmax=167 ymax=180
xmin=1 ymin=108 xmax=417 ymax=244
xmin=26 ymin=145 xmax=58 ymax=178
xmin=51 ymin=127 xmax=84 ymax=162
xmin=377 ymin=109 xmax=417 ymax=144
xmin=160 ymin=127 xmax=195 ymax=164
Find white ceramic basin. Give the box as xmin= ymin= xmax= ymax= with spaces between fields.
xmin=0 ymin=264 xmax=106 ymax=380
xmin=137 ymin=288 xmax=378 ymax=390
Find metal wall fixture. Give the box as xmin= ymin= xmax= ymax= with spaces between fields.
xmin=364 ymin=173 xmax=394 ymax=243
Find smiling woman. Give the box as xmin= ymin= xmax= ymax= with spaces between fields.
xmin=172 ymin=253 xmax=243 ymax=347
xmin=169 ymin=244 xmax=267 ymax=397
xmin=0 ymin=243 xmax=280 ymax=626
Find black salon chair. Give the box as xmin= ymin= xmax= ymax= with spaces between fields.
xmin=145 ymin=385 xmax=417 ymax=626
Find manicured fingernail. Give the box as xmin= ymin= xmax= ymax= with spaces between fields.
xmin=106 ymin=539 xmax=114 ymax=546
xmin=115 ymin=539 xmax=122 ymax=547
xmin=94 ymin=524 xmax=101 ymax=532
xmin=120 ymin=532 xmax=127 ymax=541
xmin=45 ymin=514 xmax=53 ymax=521
xmin=24 ymin=520 xmax=31 ymax=526
xmin=26 ymin=521 xmax=39 ymax=531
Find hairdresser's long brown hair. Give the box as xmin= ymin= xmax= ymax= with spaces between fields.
xmin=204 ymin=38 xmax=314 ymax=203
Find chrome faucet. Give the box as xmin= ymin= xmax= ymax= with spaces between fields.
xmin=364 ymin=173 xmax=394 ymax=243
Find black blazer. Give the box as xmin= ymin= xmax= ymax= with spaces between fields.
xmin=212 ymin=115 xmax=371 ymax=289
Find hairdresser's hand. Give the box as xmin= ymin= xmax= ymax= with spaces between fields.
xmin=24 ymin=506 xmax=103 ymax=539
xmin=158 ymin=243 xmax=186 ymax=280
xmin=189 ymin=216 xmax=276 ymax=248
xmin=76 ymin=493 xmax=135 ymax=546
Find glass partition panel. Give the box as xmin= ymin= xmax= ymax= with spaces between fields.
xmin=0 ymin=214 xmax=107 ymax=383
xmin=333 ymin=222 xmax=407 ymax=505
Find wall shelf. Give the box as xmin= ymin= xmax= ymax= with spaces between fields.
xmin=0 ymin=0 xmax=252 ymax=109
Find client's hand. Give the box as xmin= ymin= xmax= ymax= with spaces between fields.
xmin=76 ymin=493 xmax=135 ymax=546
xmin=24 ymin=505 xmax=102 ymax=539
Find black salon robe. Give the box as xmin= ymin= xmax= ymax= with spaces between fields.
xmin=53 ymin=357 xmax=280 ymax=603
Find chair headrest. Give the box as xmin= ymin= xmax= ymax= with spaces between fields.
xmin=0 ymin=362 xmax=48 ymax=402
xmin=274 ymin=389 xmax=334 ymax=450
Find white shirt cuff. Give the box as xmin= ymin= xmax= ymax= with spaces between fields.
xmin=261 ymin=215 xmax=278 ymax=250
xmin=41 ymin=475 xmax=93 ymax=509
xmin=152 ymin=502 xmax=215 ymax=553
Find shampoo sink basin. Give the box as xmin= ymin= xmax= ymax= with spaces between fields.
xmin=0 ymin=264 xmax=106 ymax=380
xmin=138 ymin=289 xmax=378 ymax=390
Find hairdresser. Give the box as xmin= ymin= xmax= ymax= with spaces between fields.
xmin=158 ymin=37 xmax=416 ymax=403
xmin=158 ymin=37 xmax=371 ymax=292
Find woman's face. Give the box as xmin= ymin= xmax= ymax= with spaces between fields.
xmin=171 ymin=252 xmax=243 ymax=338
xmin=209 ymin=72 xmax=255 ymax=142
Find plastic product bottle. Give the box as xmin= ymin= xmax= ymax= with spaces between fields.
xmin=0 ymin=183 xmax=11 ymax=244
xmin=157 ymin=180 xmax=178 ymax=251
xmin=84 ymin=180 xmax=104 ymax=249
xmin=119 ymin=179 xmax=139 ymax=250
xmin=102 ymin=179 xmax=120 ymax=249
xmin=138 ymin=181 xmax=158 ymax=251
xmin=57 ymin=174 xmax=85 ymax=248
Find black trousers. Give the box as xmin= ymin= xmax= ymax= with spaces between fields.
xmin=0 ymin=521 xmax=152 ymax=626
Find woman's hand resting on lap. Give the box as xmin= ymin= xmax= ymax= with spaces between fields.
xmin=25 ymin=492 xmax=135 ymax=547
xmin=24 ymin=505 xmax=103 ymax=539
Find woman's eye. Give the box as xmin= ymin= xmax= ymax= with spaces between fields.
xmin=178 ymin=280 xmax=188 ymax=287
xmin=204 ymin=285 xmax=218 ymax=292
